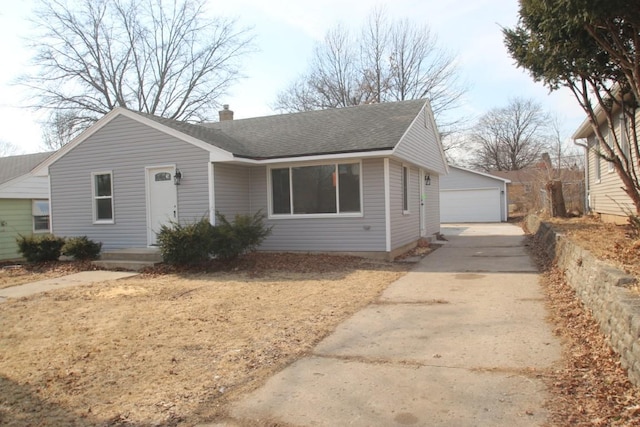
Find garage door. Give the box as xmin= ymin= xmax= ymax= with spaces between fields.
xmin=440 ymin=188 xmax=501 ymax=223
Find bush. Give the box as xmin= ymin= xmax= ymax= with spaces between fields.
xmin=211 ymin=211 xmax=272 ymax=260
xmin=157 ymin=217 xmax=215 ymax=265
xmin=62 ymin=236 xmax=102 ymax=260
xmin=16 ymin=234 xmax=65 ymax=263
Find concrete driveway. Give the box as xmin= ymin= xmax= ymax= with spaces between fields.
xmin=220 ymin=223 xmax=562 ymax=426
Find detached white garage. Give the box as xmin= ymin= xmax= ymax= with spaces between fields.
xmin=440 ymin=166 xmax=510 ymax=223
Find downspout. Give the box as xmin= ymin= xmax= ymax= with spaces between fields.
xmin=384 ymin=158 xmax=391 ymax=252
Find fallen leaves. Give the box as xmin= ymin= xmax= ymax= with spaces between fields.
xmin=527 ymin=224 xmax=640 ymax=426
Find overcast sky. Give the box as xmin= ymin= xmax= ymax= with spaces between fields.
xmin=0 ymin=0 xmax=587 ymax=155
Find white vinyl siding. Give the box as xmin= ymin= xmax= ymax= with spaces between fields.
xmin=587 ymin=114 xmax=636 ymax=216
xmin=49 ymin=115 xmax=211 ymax=250
xmin=249 ymin=158 xmax=386 ymax=252
xmin=0 ymin=175 xmax=49 ymax=199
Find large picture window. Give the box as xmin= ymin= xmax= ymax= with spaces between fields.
xmin=92 ymin=171 xmax=114 ymax=223
xmin=270 ymin=162 xmax=361 ymax=216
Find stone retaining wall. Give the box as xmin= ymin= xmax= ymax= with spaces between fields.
xmin=525 ymin=215 xmax=640 ymax=385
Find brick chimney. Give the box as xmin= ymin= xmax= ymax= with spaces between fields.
xmin=219 ymin=104 xmax=234 ymax=121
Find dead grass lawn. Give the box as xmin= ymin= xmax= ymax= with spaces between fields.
xmin=0 ymin=253 xmax=408 ymax=426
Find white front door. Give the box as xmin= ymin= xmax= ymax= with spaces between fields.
xmin=146 ymin=166 xmax=178 ymax=245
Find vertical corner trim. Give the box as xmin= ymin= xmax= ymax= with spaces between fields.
xmin=209 ymin=162 xmax=215 ymax=225
xmin=384 ymin=158 xmax=391 ymax=252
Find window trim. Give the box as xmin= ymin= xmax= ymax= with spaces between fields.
xmin=267 ymin=160 xmax=364 ymax=219
xmin=593 ymin=139 xmax=601 ymax=183
xmin=402 ymin=164 xmax=410 ymax=215
xmin=607 ymin=127 xmax=615 ymax=173
xmin=91 ymin=171 xmax=115 ymax=224
xmin=32 ymin=199 xmax=50 ymax=233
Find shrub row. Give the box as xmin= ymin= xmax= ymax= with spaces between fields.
xmin=157 ymin=211 xmax=272 ymax=265
xmin=16 ymin=234 xmax=102 ymax=263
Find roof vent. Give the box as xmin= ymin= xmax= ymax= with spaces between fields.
xmin=219 ymin=104 xmax=234 ymax=121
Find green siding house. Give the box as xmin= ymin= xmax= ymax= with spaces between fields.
xmin=0 ymin=152 xmax=52 ymax=260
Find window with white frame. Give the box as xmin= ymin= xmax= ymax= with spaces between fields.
xmin=594 ymin=139 xmax=601 ymax=181
xmin=607 ymin=127 xmax=615 ymax=173
xmin=402 ymin=165 xmax=409 ymax=212
xmin=621 ymin=112 xmax=631 ymax=161
xmin=92 ymin=171 xmax=114 ymax=223
xmin=32 ymin=200 xmax=50 ymax=232
xmin=269 ymin=162 xmax=361 ymax=216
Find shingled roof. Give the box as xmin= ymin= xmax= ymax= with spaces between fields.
xmin=0 ymin=152 xmax=53 ymax=185
xmin=134 ymin=99 xmax=427 ymax=160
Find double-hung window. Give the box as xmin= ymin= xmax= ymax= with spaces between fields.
xmin=32 ymin=200 xmax=50 ymax=232
xmin=402 ymin=165 xmax=409 ymax=213
xmin=270 ymin=162 xmax=361 ymax=216
xmin=607 ymin=127 xmax=615 ymax=173
xmin=594 ymin=138 xmax=601 ymax=182
xmin=92 ymin=171 xmax=114 ymax=223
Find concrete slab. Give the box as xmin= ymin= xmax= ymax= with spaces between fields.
xmin=0 ymin=271 xmax=139 ymax=301
xmin=315 ymin=275 xmax=561 ymax=369
xmin=226 ymin=223 xmax=561 ymax=426
xmin=231 ymin=357 xmax=550 ymax=427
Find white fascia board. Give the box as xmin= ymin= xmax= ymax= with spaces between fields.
xmin=449 ymin=165 xmax=512 ymax=184
xmin=228 ymin=149 xmax=393 ymax=165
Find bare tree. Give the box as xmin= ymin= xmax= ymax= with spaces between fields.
xmin=274 ymin=8 xmax=464 ymax=134
xmin=41 ymin=111 xmax=84 ymax=150
xmin=470 ymin=98 xmax=551 ymax=172
xmin=0 ymin=141 xmax=21 ymax=157
xmin=23 ymin=0 xmax=253 ymax=130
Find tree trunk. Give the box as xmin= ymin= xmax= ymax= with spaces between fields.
xmin=547 ymin=180 xmax=567 ymax=217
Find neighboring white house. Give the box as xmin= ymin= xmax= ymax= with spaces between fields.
xmin=439 ymin=166 xmax=510 ymax=223
xmin=33 ymin=100 xmax=448 ymax=260
xmin=573 ymin=105 xmax=640 ymax=223
xmin=0 ymin=152 xmax=53 ymax=260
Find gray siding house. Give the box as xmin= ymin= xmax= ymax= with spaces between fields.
xmin=33 ymin=100 xmax=448 ymax=259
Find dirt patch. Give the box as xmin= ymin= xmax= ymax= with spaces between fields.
xmin=527 ymin=222 xmax=640 ymax=426
xmin=0 ymin=253 xmax=408 ymax=426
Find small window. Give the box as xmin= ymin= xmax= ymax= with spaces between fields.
xmin=92 ymin=172 xmax=114 ymax=223
xmin=607 ymin=128 xmax=615 ymax=173
xmin=594 ymin=140 xmax=601 ymax=182
xmin=155 ymin=172 xmax=172 ymax=181
xmin=621 ymin=112 xmax=631 ymax=160
xmin=32 ymin=200 xmax=50 ymax=232
xmin=402 ymin=165 xmax=409 ymax=213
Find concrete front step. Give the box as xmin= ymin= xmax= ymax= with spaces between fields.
xmin=93 ymin=248 xmax=163 ymax=271
xmin=99 ymin=248 xmax=163 ymax=262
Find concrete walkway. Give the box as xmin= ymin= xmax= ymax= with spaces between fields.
xmin=0 ymin=271 xmax=138 ymax=302
xmin=222 ymin=223 xmax=562 ymax=427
